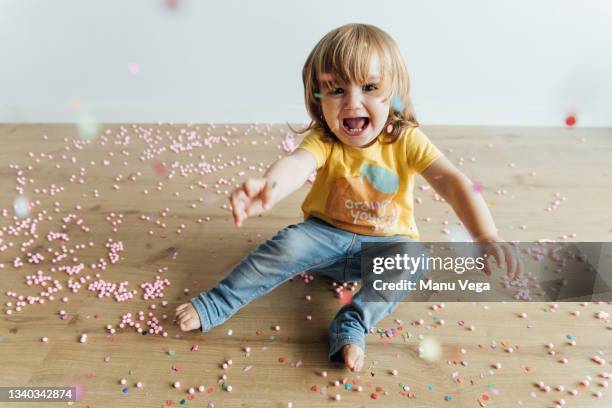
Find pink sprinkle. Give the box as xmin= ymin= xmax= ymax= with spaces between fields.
xmin=127 ymin=63 xmax=140 ymax=75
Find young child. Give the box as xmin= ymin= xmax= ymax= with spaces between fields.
xmin=176 ymin=23 xmax=521 ymax=372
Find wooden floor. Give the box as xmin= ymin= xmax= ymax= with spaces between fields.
xmin=0 ymin=123 xmax=611 ymax=408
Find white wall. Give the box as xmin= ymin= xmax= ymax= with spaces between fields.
xmin=1 ymin=0 xmax=611 ymax=126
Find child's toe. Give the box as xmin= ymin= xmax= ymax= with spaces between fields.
xmin=179 ymin=317 xmax=192 ymax=331
xmin=342 ymin=346 xmax=356 ymax=370
xmin=341 ymin=344 xmax=364 ymax=372
xmin=354 ymin=354 xmax=364 ymax=372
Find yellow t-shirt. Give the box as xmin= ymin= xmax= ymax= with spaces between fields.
xmin=298 ymin=127 xmax=442 ymax=238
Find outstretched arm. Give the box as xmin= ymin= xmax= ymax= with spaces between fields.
xmin=421 ymin=156 xmax=498 ymax=240
xmin=230 ymin=148 xmax=317 ymax=226
xmin=421 ymin=156 xmax=522 ymax=278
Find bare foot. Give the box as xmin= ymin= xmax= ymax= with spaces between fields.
xmin=175 ymin=303 xmax=202 ymax=331
xmin=342 ymin=344 xmax=364 ymax=372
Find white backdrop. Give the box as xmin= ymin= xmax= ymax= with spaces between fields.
xmin=1 ymin=0 xmax=611 ymax=126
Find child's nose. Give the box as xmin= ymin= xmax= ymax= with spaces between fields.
xmin=344 ymin=90 xmax=364 ymax=110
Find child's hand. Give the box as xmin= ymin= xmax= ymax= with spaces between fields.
xmin=477 ymin=236 xmax=523 ymax=279
xmin=230 ymin=178 xmax=274 ymax=227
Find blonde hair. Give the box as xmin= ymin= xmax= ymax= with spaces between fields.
xmin=294 ymin=23 xmax=419 ymax=143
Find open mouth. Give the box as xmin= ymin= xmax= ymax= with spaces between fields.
xmin=341 ymin=117 xmax=370 ymax=136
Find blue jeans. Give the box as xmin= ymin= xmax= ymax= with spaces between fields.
xmin=190 ymin=216 xmax=419 ymax=363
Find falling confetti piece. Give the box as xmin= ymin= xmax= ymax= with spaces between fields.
xmin=68 ymin=97 xmax=81 ymax=112
xmin=13 ymin=196 xmax=30 ymax=218
xmin=167 ymin=349 xmax=176 ymax=356
xmin=152 ymin=160 xmax=167 ymax=177
xmin=419 ymin=337 xmax=442 ymax=362
xmin=472 ymin=181 xmax=483 ymax=193
xmin=164 ymin=0 xmax=180 ymax=10
xmin=127 ymin=63 xmax=140 ymax=75
xmin=391 ymin=94 xmax=405 ymax=112
xmin=565 ymin=114 xmax=576 ymax=127
xmin=76 ymin=114 xmax=101 ymax=141
xmin=338 ymin=290 xmax=353 ymax=305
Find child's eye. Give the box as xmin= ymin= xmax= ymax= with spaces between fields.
xmin=331 ymin=87 xmax=344 ymax=95
xmin=363 ymin=83 xmax=378 ymax=92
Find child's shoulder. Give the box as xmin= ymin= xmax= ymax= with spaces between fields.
xmin=400 ymin=125 xmax=425 ymax=140
xmin=398 ymin=126 xmax=435 ymax=148
xmin=297 ymin=128 xmax=333 ymax=168
xmin=388 ymin=126 xmax=423 ymax=149
xmin=298 ymin=128 xmax=328 ymax=145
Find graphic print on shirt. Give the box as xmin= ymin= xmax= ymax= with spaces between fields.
xmin=325 ymin=163 xmax=400 ymax=233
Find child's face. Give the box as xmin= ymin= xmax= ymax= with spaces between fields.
xmin=320 ymin=55 xmax=390 ymax=148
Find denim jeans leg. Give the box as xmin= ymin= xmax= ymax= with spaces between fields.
xmin=328 ymin=289 xmax=400 ymax=362
xmin=190 ymin=218 xmax=353 ymax=332
xmin=328 ymin=235 xmax=422 ymax=363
